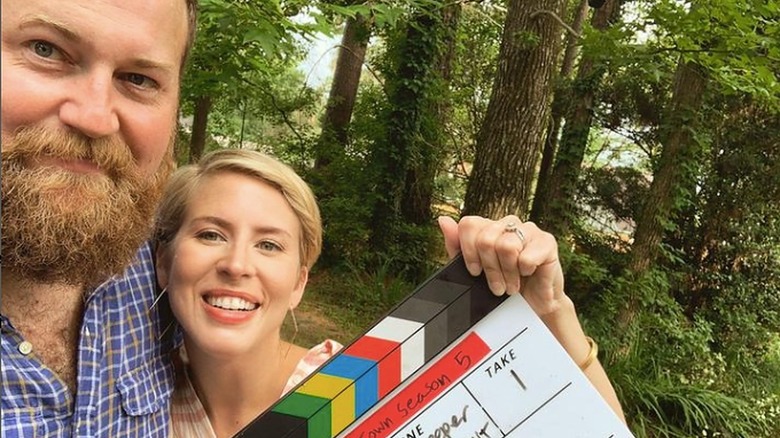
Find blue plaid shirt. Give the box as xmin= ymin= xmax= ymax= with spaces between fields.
xmin=1 ymin=242 xmax=176 ymax=437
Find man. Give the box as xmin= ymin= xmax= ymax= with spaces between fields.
xmin=1 ymin=0 xmax=197 ymax=435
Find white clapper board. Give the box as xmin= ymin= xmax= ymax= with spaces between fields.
xmin=237 ymin=255 xmax=634 ymax=438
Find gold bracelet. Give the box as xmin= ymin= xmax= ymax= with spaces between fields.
xmin=578 ymin=336 xmax=598 ymax=371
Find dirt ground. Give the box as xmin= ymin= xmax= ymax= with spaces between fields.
xmin=280 ymin=297 xmax=357 ymax=348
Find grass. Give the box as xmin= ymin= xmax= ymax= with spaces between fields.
xmin=280 ymin=266 xmax=418 ymax=348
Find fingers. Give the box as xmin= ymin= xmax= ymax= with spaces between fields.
xmin=439 ymin=215 xmax=562 ymax=303
xmin=476 ymin=216 xmax=524 ymax=295
xmin=437 ymin=216 xmax=461 ymax=259
xmin=516 ymin=230 xmax=557 ymax=277
xmin=456 ymin=216 xmax=494 ymax=276
xmin=458 ymin=216 xmax=561 ymax=296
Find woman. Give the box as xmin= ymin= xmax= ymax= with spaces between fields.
xmin=153 ymin=149 xmax=338 ymax=437
xmin=153 ymin=149 xmax=624 ymax=438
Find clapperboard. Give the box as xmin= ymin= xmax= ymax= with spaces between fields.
xmin=236 ymin=255 xmax=635 ymax=438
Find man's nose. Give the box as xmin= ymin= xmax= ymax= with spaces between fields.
xmin=58 ymin=70 xmax=120 ymax=138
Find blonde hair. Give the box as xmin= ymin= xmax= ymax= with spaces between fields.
xmin=154 ymin=149 xmax=322 ymax=268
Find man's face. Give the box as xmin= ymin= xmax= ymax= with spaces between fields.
xmin=1 ymin=0 xmax=188 ymax=173
xmin=1 ymin=0 xmax=190 ymax=285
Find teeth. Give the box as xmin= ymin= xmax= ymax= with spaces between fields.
xmin=206 ymin=296 xmax=258 ymax=311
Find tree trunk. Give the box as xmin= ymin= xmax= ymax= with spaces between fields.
xmin=401 ymin=3 xmax=462 ymax=227
xmin=534 ymin=0 xmax=621 ymax=236
xmin=369 ymin=4 xmax=459 ymax=277
xmin=628 ymin=61 xmax=708 ymax=274
xmin=462 ymin=0 xmax=568 ymax=219
xmin=531 ymin=0 xmax=590 ymax=224
xmin=315 ymin=14 xmax=371 ymax=169
xmin=189 ymin=95 xmax=213 ymax=163
xmin=614 ymin=61 xmax=708 ymax=339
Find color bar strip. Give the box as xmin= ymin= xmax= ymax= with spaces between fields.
xmin=344 ymin=331 xmax=491 ymax=438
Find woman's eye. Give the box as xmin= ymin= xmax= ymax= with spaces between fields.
xmin=258 ymin=241 xmax=281 ymax=252
xmin=29 ymin=40 xmax=63 ymax=60
xmin=196 ymin=230 xmax=224 ymax=242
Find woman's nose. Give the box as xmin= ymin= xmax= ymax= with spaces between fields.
xmin=216 ymin=245 xmax=256 ymax=278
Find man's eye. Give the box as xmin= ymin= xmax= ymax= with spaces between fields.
xmin=121 ymin=73 xmax=159 ymax=90
xmin=29 ymin=40 xmax=62 ymax=60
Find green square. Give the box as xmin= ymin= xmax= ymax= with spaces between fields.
xmin=273 ymin=392 xmax=329 ymax=418
xmin=308 ymin=403 xmax=332 ymax=438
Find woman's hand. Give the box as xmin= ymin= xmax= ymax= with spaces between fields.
xmin=438 ymin=215 xmax=565 ymax=317
xmin=438 ymin=215 xmax=626 ymax=422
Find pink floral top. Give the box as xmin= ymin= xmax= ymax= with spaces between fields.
xmin=170 ymin=340 xmax=343 ymax=438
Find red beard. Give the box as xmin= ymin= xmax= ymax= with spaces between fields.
xmin=1 ymin=125 xmax=173 ymax=287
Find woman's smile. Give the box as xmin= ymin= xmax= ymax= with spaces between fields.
xmin=201 ymin=289 xmax=261 ymax=325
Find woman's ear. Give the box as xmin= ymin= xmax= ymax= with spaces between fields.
xmin=155 ymin=244 xmax=171 ymax=290
xmin=289 ymin=266 xmax=309 ymax=310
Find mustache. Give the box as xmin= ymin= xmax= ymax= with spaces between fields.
xmin=2 ymin=125 xmax=140 ymax=182
xmin=1 ymin=124 xmax=171 ymax=286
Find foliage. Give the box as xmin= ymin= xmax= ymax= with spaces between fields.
xmin=303 ymin=82 xmax=387 ymax=269
xmin=576 ymin=266 xmax=779 ymax=437
xmin=448 ymin=2 xmax=503 ymax=148
xmin=619 ymin=373 xmax=775 ymax=438
xmin=186 ymin=1 xmax=780 ymax=436
xmin=368 ymin=10 xmax=446 ymax=231
xmin=181 ymin=0 xmax=317 ymax=104
xmin=571 ymin=98 xmax=780 ymax=437
xmin=607 ymin=0 xmax=780 ymax=106
xmin=442 ymin=2 xmax=504 ymax=211
xmin=579 ymin=165 xmax=650 ymax=226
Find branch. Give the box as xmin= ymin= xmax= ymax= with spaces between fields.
xmin=243 ymin=77 xmax=306 ymax=146
xmin=329 ymin=44 xmax=386 ymax=91
xmin=530 ymin=9 xmax=582 ymax=39
xmin=297 ymin=43 xmax=388 ymax=100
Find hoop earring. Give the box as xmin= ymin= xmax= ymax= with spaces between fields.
xmin=158 ymin=321 xmax=176 ymax=342
xmin=289 ymin=307 xmax=299 ymax=345
xmin=149 ymin=287 xmax=167 ymax=311
xmin=285 ymin=307 xmax=299 ymax=359
xmin=150 ymin=287 xmax=175 ymax=341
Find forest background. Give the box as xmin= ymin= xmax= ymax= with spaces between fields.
xmin=177 ymin=0 xmax=780 ymax=436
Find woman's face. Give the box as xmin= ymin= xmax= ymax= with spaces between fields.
xmin=157 ymin=171 xmax=307 ymax=358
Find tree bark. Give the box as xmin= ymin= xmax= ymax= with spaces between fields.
xmin=628 ymin=61 xmax=708 ymax=274
xmin=462 ymin=0 xmax=569 ymax=219
xmin=370 ymin=13 xmax=439 ymax=249
xmin=531 ymin=0 xmax=591 ymax=224
xmin=534 ymin=0 xmax=621 ymax=235
xmin=613 ymin=60 xmax=708 ymax=343
xmin=315 ymin=14 xmax=371 ymax=169
xmin=189 ymin=95 xmax=213 ymax=163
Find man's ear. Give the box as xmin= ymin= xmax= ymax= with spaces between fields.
xmin=155 ymin=244 xmax=171 ymax=290
xmin=290 ymin=266 xmax=309 ymax=310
